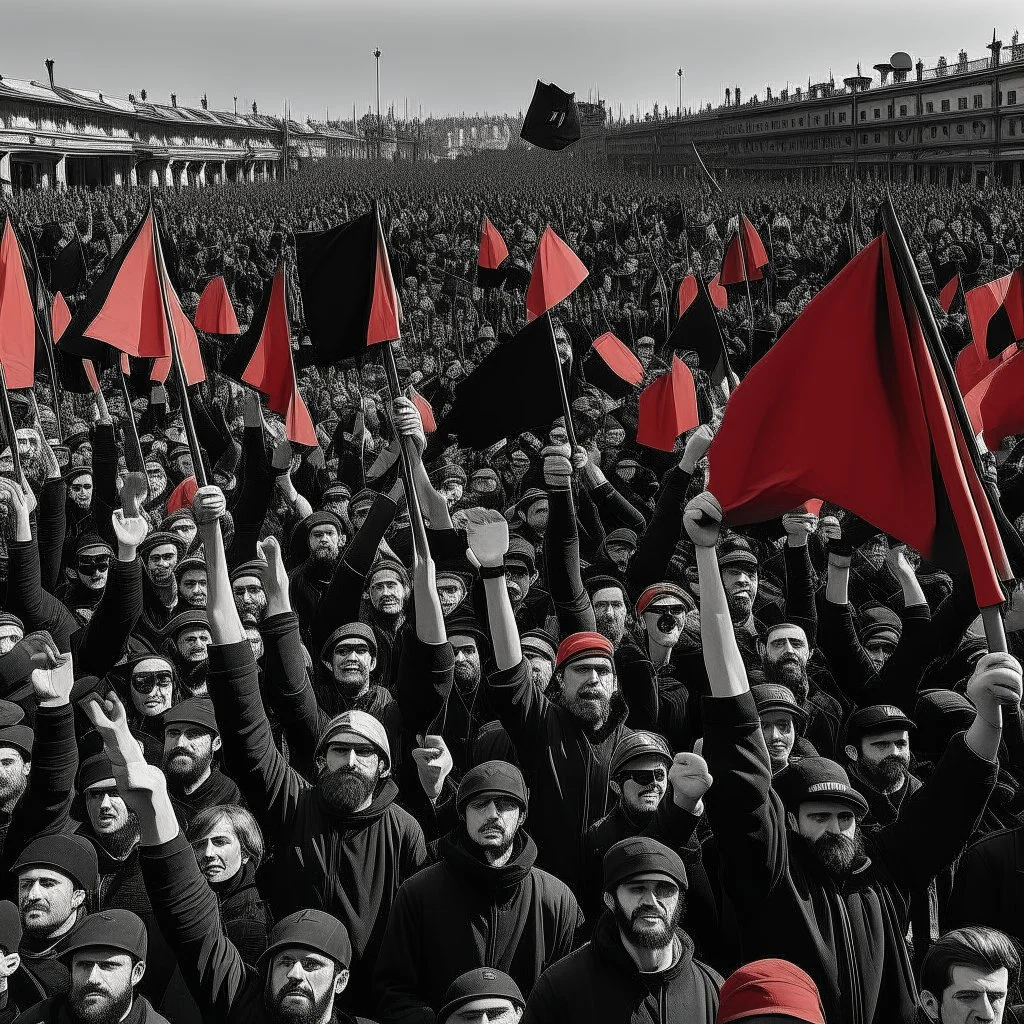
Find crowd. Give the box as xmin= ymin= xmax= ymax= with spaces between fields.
xmin=0 ymin=153 xmax=1020 ymax=1024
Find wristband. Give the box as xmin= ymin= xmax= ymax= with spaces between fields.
xmin=479 ymin=564 xmax=507 ymax=579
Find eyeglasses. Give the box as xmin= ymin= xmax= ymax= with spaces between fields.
xmin=619 ymin=767 xmax=668 ymax=786
xmin=77 ymin=555 xmax=111 ymax=573
xmin=131 ymin=671 xmax=174 ymax=694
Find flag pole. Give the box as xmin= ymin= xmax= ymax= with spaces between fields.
xmin=24 ymin=229 xmax=64 ymax=441
xmin=881 ymin=195 xmax=1010 ymax=655
xmin=545 ymin=310 xmax=579 ymax=449
xmin=118 ymin=369 xmax=145 ymax=471
xmin=736 ymin=209 xmax=757 ymax=359
xmin=150 ymin=209 xmax=208 ymax=487
xmin=0 ymin=364 xmax=24 ymax=482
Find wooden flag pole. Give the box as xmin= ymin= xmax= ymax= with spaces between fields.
xmin=545 ymin=310 xmax=579 ymax=450
xmin=118 ymin=369 xmax=145 ymax=471
xmin=151 ymin=210 xmax=208 ymax=488
xmin=0 ymin=364 xmax=24 ymax=482
xmin=25 ymin=229 xmax=65 ymax=441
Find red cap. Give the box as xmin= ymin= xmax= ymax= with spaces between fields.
xmin=635 ymin=583 xmax=690 ymax=618
xmin=717 ymin=960 xmax=825 ymax=1024
xmin=554 ymin=632 xmax=614 ymax=671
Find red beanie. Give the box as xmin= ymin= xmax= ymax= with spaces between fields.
xmin=717 ymin=959 xmax=825 ymax=1024
xmin=554 ymin=632 xmax=614 ymax=671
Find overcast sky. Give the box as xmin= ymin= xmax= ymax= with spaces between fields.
xmin=1 ymin=0 xmax=1017 ymax=122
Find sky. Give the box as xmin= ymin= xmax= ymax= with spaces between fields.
xmin=0 ymin=0 xmax=1018 ymax=123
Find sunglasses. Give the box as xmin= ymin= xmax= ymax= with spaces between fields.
xmin=131 ymin=671 xmax=174 ymax=694
xmin=77 ymin=555 xmax=111 ymax=573
xmin=648 ymin=604 xmax=688 ymax=618
xmin=619 ymin=767 xmax=668 ymax=786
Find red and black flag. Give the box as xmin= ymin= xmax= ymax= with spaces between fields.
xmin=47 ymin=232 xmax=88 ymax=297
xmin=520 ymin=81 xmax=581 ymax=151
xmin=194 ymin=275 xmax=240 ymax=335
xmin=222 ymin=276 xmax=273 ymax=383
xmin=939 ymin=271 xmax=966 ymax=315
xmin=636 ymin=356 xmax=699 ymax=452
xmin=151 ymin=273 xmax=206 ymax=387
xmin=708 ymin=232 xmax=1009 ymax=608
xmin=294 ymin=204 xmax=400 ymax=366
xmin=719 ymin=215 xmax=770 ymax=286
xmin=966 ymin=273 xmax=1014 ymax=362
xmin=582 ymin=332 xmax=644 ymax=400
xmin=668 ymin=273 xmax=732 ymax=389
xmin=435 ymin=315 xmax=565 ymax=449
xmin=57 ymin=209 xmax=172 ymax=365
xmin=239 ymin=266 xmax=316 ymax=446
xmin=525 ymin=227 xmax=588 ymax=323
xmin=477 ymin=217 xmax=510 ymax=290
xmin=978 ymin=348 xmax=1024 ymax=450
xmin=981 ymin=267 xmax=1024 ymax=360
xmin=0 ymin=218 xmax=38 ymax=390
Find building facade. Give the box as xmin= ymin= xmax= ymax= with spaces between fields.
xmin=599 ymin=35 xmax=1024 ymax=187
xmin=0 ymin=71 xmax=416 ymax=193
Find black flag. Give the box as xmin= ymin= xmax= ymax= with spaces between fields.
xmin=520 ymin=81 xmax=581 ymax=151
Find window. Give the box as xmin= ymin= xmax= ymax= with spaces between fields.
xmin=860 ymin=109 xmax=867 ymax=121
xmin=925 ymin=101 xmax=934 ymax=113
xmin=1009 ymin=90 xmax=1018 ymax=105
xmin=930 ymin=126 xmax=937 ymax=138
xmin=873 ymin=108 xmax=880 ymax=119
xmin=957 ymin=124 xmax=964 ymax=135
xmin=839 ymin=111 xmax=847 ymax=123
xmin=942 ymin=125 xmax=949 ymax=136
xmin=814 ymin=115 xmax=820 ymax=125
xmin=899 ymin=104 xmax=908 ymax=116
xmin=973 ymin=94 xmax=984 ymax=108
xmin=1009 ymin=120 xmax=1017 ymax=136
xmin=941 ymin=99 xmax=950 ymax=112
xmin=887 ymin=104 xmax=894 ymax=117
xmin=958 ymin=97 xmax=968 ymax=110
xmin=798 ymin=117 xmax=804 ymax=126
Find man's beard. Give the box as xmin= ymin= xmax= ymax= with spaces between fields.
xmin=597 ymin=618 xmax=626 ymax=646
xmin=333 ymin=667 xmax=370 ymax=699
xmin=239 ymin=601 xmax=266 ymax=626
xmin=183 ymin=592 xmax=207 ymax=609
xmin=859 ymin=754 xmax=909 ymax=791
xmin=312 ymin=547 xmax=340 ymax=567
xmin=0 ymin=772 xmax=27 ymax=809
xmin=163 ymin=748 xmax=213 ymax=790
xmin=560 ymin=687 xmax=612 ymax=728
xmin=453 ymin=662 xmax=481 ymax=695
xmin=810 ymin=829 xmax=866 ymax=880
xmin=265 ymin=973 xmax=336 ymax=1024
xmin=68 ymin=981 xmax=133 ymax=1024
xmin=93 ymin=812 xmax=140 ymax=859
xmin=318 ymin=764 xmax=379 ymax=813
xmin=612 ymin=894 xmax=684 ymax=950
xmin=765 ymin=657 xmax=810 ymax=705
xmin=725 ymin=591 xmax=753 ymax=624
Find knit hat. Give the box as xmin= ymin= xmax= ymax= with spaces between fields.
xmin=773 ymin=757 xmax=869 ymax=817
xmin=520 ymin=628 xmax=557 ymax=664
xmin=584 ymin=574 xmax=627 ymax=600
xmin=77 ymin=753 xmax=116 ymax=792
xmin=0 ymin=613 xmax=24 ymax=634
xmin=605 ymin=528 xmax=638 ymax=550
xmin=349 ymin=488 xmax=377 ymax=513
xmin=60 ymin=909 xmax=148 ymax=963
xmin=750 ymin=684 xmax=809 ymax=728
xmin=635 ymin=582 xmax=692 ymax=617
xmin=445 ymin=615 xmax=490 ymax=652
xmin=428 ymin=463 xmax=467 ymax=487
xmin=717 ymin=535 xmax=759 ymax=570
xmin=609 ymin=731 xmax=672 ymax=778
xmin=555 ymin=632 xmax=614 ymax=672
xmin=229 ymin=560 xmax=266 ymax=585
xmin=504 ymin=536 xmax=537 ymax=575
xmin=367 ymin=557 xmax=410 ymax=590
xmin=603 ymin=837 xmax=687 ymax=892
xmin=162 ymin=697 xmax=219 ymax=737
xmin=64 ymin=467 xmax=93 ymax=486
xmin=858 ymin=602 xmax=903 ymax=647
xmin=319 ymin=622 xmax=378 ymax=663
xmin=457 ymin=760 xmax=529 ymax=814
xmin=302 ymin=510 xmax=344 ymax=537
xmin=160 ymin=508 xmax=195 ymax=532
xmin=175 ymin=555 xmax=207 ymax=580
xmin=437 ymin=969 xmax=525 ymax=1024
xmin=139 ymin=531 xmax=186 ymax=561
xmin=0 ymin=901 xmax=21 ymax=955
xmin=322 ymin=482 xmax=352 ymax=500
xmin=12 ymin=834 xmax=99 ymax=891
xmin=259 ymin=909 xmax=352 ymax=969
xmin=315 ymin=709 xmax=390 ymax=766
xmin=0 ymin=724 xmax=32 ymax=760
xmin=717 ymin=959 xmax=826 ymax=1023
xmin=516 ymin=488 xmax=548 ymax=512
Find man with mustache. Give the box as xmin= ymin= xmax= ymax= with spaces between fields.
xmin=188 ymin=483 xmax=427 ymax=1016
xmin=138 ymin=533 xmax=185 ymax=640
xmin=162 ymin=613 xmax=212 ymax=697
xmin=160 ymin=699 xmax=240 ymax=829
xmin=84 ymin=695 xmax=368 ymax=1024
xmin=685 ymin=490 xmax=1018 ymax=1024
xmin=287 ymin=511 xmax=346 ymax=641
xmin=175 ymin=558 xmax=208 ymax=611
xmin=230 ymin=563 xmax=268 ymax=629
xmin=375 ymin=761 xmax=581 ymax=1023
xmin=11 ymin=909 xmax=169 ymax=1024
xmin=523 ymin=838 xmax=721 ymax=1023
xmin=843 ymin=705 xmax=917 ymax=824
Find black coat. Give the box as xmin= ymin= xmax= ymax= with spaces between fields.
xmin=946 ymin=824 xmax=1024 ymax=945
xmin=374 ymin=830 xmax=581 ymax=1024
xmin=522 ymin=912 xmax=720 ymax=1024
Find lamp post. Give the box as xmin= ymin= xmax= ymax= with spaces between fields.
xmin=677 ymin=67 xmax=684 ymax=117
xmin=373 ymin=47 xmax=382 ymax=159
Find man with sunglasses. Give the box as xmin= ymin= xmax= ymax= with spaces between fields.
xmin=61 ymin=536 xmax=114 ymax=626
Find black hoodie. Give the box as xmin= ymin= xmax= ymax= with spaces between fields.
xmin=374 ymin=830 xmax=581 ymax=1024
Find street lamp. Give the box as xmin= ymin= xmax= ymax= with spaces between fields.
xmin=373 ymin=47 xmax=382 ymax=159
xmin=677 ymin=67 xmax=684 ymax=117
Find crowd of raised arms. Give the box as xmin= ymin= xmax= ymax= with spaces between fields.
xmin=0 ymin=151 xmax=1022 ymax=1024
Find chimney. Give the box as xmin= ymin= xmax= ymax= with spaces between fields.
xmin=735 ymin=86 xmax=741 ymax=105
xmin=44 ymin=59 xmax=55 ymax=89
xmin=725 ymin=87 xmax=731 ymax=106
xmin=171 ymin=93 xmax=177 ymax=108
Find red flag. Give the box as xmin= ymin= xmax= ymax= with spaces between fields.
xmin=636 ymin=356 xmax=699 ymax=451
xmin=0 ymin=218 xmax=37 ymax=389
xmin=803 ymin=499 xmax=824 ymax=516
xmin=979 ymin=349 xmax=1024 ymax=450
xmin=194 ymin=276 xmax=240 ymax=335
xmin=719 ymin=215 xmax=769 ymax=286
xmin=152 ymin=265 xmax=206 ymax=386
xmin=410 ymin=388 xmax=436 ymax=433
xmin=708 ymin=273 xmax=728 ymax=310
xmin=939 ymin=273 xmax=963 ymax=313
xmin=241 ymin=268 xmax=316 ymax=446
xmin=957 ymin=344 xmax=1015 ymax=434
xmin=51 ymin=292 xmax=72 ymax=343
xmin=525 ymin=226 xmax=588 ymax=323
xmin=967 ymin=274 xmax=1012 ymax=359
xmin=590 ymin=332 xmax=644 ymax=388
xmin=83 ymin=361 xmax=101 ymax=394
xmin=708 ymin=235 xmax=1004 ymax=606
xmin=166 ymin=476 xmax=199 ymax=515
xmin=367 ymin=210 xmax=402 ymax=346
xmin=478 ymin=217 xmax=509 ymax=271
xmin=677 ymin=275 xmax=698 ymax=318
xmin=82 ymin=211 xmax=172 ymax=359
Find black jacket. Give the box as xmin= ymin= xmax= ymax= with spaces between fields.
xmin=374 ymin=830 xmax=580 ymax=1024
xmin=946 ymin=824 xmax=1024 ymax=945
xmin=522 ymin=911 xmax=720 ymax=1024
